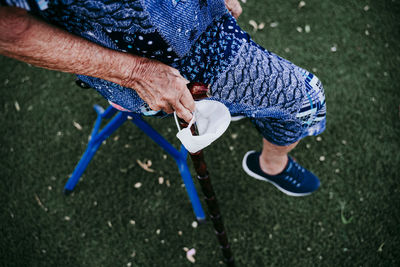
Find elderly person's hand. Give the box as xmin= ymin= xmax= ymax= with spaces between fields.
xmin=225 ymin=0 xmax=243 ymax=19
xmin=121 ymin=58 xmax=195 ymax=122
xmin=0 ymin=6 xmax=195 ymax=122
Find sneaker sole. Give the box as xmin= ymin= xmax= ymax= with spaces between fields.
xmin=242 ymin=151 xmax=311 ymax=197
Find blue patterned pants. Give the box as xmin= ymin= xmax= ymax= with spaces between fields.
xmin=103 ymin=14 xmax=326 ymax=146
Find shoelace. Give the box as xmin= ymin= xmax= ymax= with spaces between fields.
xmin=283 ymin=160 xmax=305 ymax=188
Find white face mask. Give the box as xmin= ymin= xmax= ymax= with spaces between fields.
xmin=174 ymin=100 xmax=231 ymax=153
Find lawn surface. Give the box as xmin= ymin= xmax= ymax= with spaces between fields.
xmin=1 ymin=0 xmax=399 ymax=266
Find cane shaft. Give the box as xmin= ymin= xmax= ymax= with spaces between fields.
xmin=180 ymin=82 xmax=234 ymax=266
xmin=184 ymin=135 xmax=233 ymax=266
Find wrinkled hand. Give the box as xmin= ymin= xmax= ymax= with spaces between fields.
xmin=122 ymin=58 xmax=195 ymax=123
xmin=225 ymin=0 xmax=242 ymax=19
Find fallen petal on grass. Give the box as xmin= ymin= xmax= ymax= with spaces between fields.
xmin=270 ymin=22 xmax=279 ymax=28
xmin=186 ymin=248 xmax=196 ymax=263
xmin=73 ymin=121 xmax=83 ymax=130
xmin=14 ymin=101 xmax=20 ymax=112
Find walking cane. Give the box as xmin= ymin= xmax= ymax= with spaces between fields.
xmin=178 ymin=82 xmax=234 ymax=266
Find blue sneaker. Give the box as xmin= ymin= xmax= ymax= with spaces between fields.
xmin=242 ymin=151 xmax=320 ymax=196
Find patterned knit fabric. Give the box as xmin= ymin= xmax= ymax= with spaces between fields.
xmin=1 ymin=0 xmax=326 ymax=145
xmin=177 ymin=15 xmax=326 ymax=145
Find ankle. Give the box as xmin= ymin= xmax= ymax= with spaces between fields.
xmin=259 ymin=155 xmax=288 ymax=176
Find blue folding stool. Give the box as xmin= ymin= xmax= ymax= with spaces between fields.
xmin=63 ymin=104 xmax=206 ymax=221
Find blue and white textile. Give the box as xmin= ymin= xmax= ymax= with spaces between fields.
xmin=2 ymin=0 xmax=326 ymax=145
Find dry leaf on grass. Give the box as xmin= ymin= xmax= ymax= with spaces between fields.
xmin=269 ymin=22 xmax=279 ymax=28
xmin=249 ymin=20 xmax=266 ymax=32
xmin=34 ymin=194 xmax=48 ymax=212
xmin=249 ymin=20 xmax=258 ymax=31
xmin=136 ymin=159 xmax=155 ymax=172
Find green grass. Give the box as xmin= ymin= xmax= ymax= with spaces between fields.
xmin=1 ymin=0 xmax=399 ymax=266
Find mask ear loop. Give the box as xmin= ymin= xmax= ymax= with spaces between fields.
xmin=174 ymin=111 xmax=196 ymax=131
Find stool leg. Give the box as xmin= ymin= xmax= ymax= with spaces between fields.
xmin=64 ymin=112 xmax=127 ymax=194
xmin=129 ymin=115 xmax=206 ymax=221
xmin=64 ymin=142 xmax=101 ymax=194
xmin=176 ymin=145 xmax=206 ymax=221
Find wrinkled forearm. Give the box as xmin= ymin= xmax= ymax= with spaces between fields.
xmin=0 ymin=6 xmax=144 ymax=86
